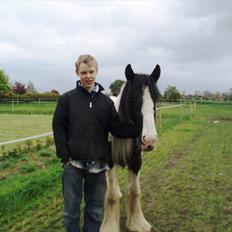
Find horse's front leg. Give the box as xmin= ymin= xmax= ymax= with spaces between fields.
xmin=100 ymin=165 xmax=122 ymax=232
xmin=126 ymin=169 xmax=151 ymax=232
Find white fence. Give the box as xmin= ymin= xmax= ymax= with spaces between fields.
xmin=0 ymin=132 xmax=53 ymax=146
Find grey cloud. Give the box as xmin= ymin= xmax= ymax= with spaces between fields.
xmin=0 ymin=1 xmax=231 ymax=95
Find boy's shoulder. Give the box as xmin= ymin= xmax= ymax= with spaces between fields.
xmin=61 ymin=88 xmax=76 ymax=97
xmin=65 ymin=88 xmax=76 ymax=94
xmin=58 ymin=88 xmax=76 ymax=103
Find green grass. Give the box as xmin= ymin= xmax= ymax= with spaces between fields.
xmin=0 ymin=104 xmax=232 ymax=232
xmin=0 ymin=114 xmax=53 ymax=142
xmin=135 ymin=104 xmax=232 ymax=232
xmin=38 ymin=148 xmax=54 ymax=157
xmin=0 ymin=102 xmax=56 ymax=114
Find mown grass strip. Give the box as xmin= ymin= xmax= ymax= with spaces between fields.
xmin=0 ymin=103 xmax=56 ymax=115
xmin=0 ymin=114 xmax=53 ymax=143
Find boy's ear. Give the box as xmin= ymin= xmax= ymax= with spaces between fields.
xmin=75 ymin=69 xmax=79 ymax=76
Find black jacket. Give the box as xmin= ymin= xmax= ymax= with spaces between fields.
xmin=52 ymin=81 xmax=140 ymax=163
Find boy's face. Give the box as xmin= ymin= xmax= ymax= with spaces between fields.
xmin=77 ymin=63 xmax=97 ymax=92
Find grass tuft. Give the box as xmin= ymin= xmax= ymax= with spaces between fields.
xmin=38 ymin=148 xmax=53 ymax=157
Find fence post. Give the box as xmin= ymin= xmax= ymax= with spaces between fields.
xmin=159 ymin=107 xmax=162 ymax=133
xmin=190 ymin=102 xmax=193 ymax=118
xmin=11 ymin=99 xmax=14 ymax=112
xmin=194 ymin=101 xmax=196 ymax=111
xmin=179 ymin=102 xmax=182 ymax=122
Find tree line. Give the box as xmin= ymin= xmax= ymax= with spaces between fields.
xmin=110 ymin=80 xmax=232 ymax=102
xmin=0 ymin=69 xmax=59 ymax=99
xmin=1 ymin=69 xmax=232 ymax=102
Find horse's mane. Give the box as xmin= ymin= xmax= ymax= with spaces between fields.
xmin=118 ymin=74 xmax=157 ymax=125
xmin=118 ymin=81 xmax=133 ymax=124
xmin=120 ymin=79 xmax=142 ymax=122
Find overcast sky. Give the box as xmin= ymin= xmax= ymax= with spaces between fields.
xmin=0 ymin=0 xmax=231 ymax=94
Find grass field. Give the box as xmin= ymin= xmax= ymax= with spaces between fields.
xmin=0 ymin=114 xmax=53 ymax=142
xmin=0 ymin=102 xmax=56 ymax=114
xmin=0 ymin=101 xmax=185 ymax=115
xmin=0 ymin=104 xmax=232 ymax=232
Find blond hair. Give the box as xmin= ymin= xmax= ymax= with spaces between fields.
xmin=75 ymin=54 xmax=98 ymax=73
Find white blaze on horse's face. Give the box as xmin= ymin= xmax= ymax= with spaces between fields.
xmin=141 ymin=87 xmax=157 ymax=151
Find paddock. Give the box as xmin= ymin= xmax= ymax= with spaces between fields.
xmin=0 ymin=104 xmax=232 ymax=232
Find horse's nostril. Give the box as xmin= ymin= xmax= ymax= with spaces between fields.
xmin=142 ymin=135 xmax=156 ymax=145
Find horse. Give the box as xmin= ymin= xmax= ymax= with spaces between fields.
xmin=100 ymin=64 xmax=161 ymax=232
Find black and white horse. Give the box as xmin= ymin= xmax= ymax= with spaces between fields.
xmin=100 ymin=64 xmax=161 ymax=232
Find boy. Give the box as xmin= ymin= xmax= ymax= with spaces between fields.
xmin=52 ymin=54 xmax=140 ymax=232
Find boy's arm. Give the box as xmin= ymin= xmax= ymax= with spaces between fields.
xmin=109 ymin=102 xmax=142 ymax=138
xmin=52 ymin=95 xmax=69 ymax=164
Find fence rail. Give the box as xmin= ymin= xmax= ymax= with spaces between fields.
xmin=157 ymin=104 xmax=182 ymax=110
xmin=0 ymin=98 xmax=58 ymax=103
xmin=0 ymin=132 xmax=53 ymax=146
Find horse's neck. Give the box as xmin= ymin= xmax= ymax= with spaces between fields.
xmin=110 ymin=83 xmax=126 ymax=112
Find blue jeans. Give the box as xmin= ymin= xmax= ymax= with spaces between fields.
xmin=62 ymin=164 xmax=106 ymax=232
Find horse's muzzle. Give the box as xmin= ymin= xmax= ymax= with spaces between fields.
xmin=143 ymin=145 xmax=154 ymax=152
xmin=141 ymin=135 xmax=157 ymax=151
xmin=141 ymin=143 xmax=155 ymax=152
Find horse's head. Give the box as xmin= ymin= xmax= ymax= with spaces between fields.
xmin=120 ymin=64 xmax=161 ymax=152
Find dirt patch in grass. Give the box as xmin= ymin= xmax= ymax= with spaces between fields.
xmin=212 ymin=116 xmax=232 ymax=122
xmin=165 ymin=151 xmax=184 ymax=169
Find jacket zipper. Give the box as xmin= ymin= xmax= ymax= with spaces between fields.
xmin=89 ymin=92 xmax=97 ymax=162
xmin=89 ymin=92 xmax=97 ymax=108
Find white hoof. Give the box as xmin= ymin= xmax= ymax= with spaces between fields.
xmin=100 ymin=220 xmax=120 ymax=232
xmin=127 ymin=216 xmax=151 ymax=232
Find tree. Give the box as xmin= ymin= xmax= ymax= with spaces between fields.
xmin=50 ymin=89 xmax=60 ymax=95
xmin=194 ymin=90 xmax=202 ymax=99
xmin=164 ymin=85 xmax=181 ymax=102
xmin=0 ymin=69 xmax=11 ymax=95
xmin=223 ymin=88 xmax=232 ymax=100
xmin=229 ymin=88 xmax=232 ymax=100
xmin=212 ymin=92 xmax=222 ymax=101
xmin=109 ymin=79 xmax=125 ymax=96
xmin=202 ymin=90 xmax=211 ymax=100
xmin=26 ymin=80 xmax=37 ymax=94
xmin=12 ymin=81 xmax=27 ymax=95
xmin=181 ymin=91 xmax=186 ymax=100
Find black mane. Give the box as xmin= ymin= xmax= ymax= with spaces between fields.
xmin=118 ymin=73 xmax=160 ymax=125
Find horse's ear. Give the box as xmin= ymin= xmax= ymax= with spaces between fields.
xmin=150 ymin=64 xmax=161 ymax=83
xmin=125 ymin=64 xmax=134 ymax=81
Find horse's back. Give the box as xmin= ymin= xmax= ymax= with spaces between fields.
xmin=110 ymin=95 xmax=120 ymax=112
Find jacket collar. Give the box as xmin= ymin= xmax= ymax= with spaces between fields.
xmin=76 ymin=80 xmax=104 ymax=94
